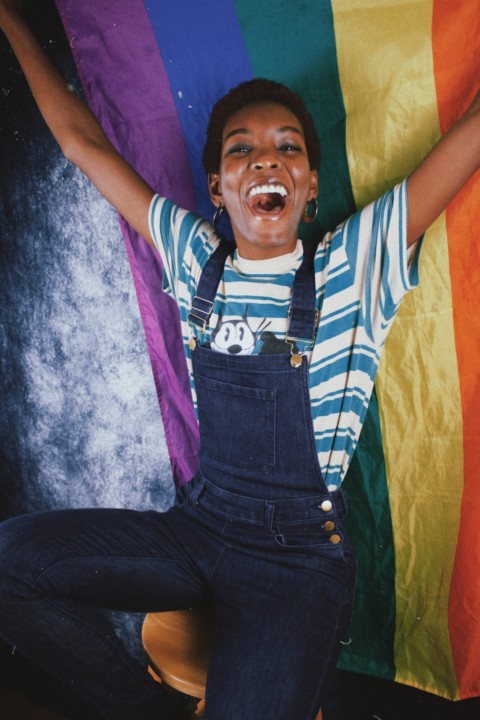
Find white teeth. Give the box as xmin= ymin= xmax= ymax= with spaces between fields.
xmin=248 ymin=184 xmax=288 ymax=198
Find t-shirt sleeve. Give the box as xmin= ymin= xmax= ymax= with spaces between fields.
xmin=340 ymin=179 xmax=423 ymax=346
xmin=148 ymin=194 xmax=219 ymax=301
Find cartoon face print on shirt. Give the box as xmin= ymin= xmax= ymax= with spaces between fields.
xmin=211 ymin=307 xmax=271 ymax=355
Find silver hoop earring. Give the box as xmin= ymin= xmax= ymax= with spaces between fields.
xmin=303 ymin=198 xmax=318 ymax=224
xmin=212 ymin=204 xmax=224 ymax=228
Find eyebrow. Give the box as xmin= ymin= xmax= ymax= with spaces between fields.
xmin=223 ymin=125 xmax=304 ymax=142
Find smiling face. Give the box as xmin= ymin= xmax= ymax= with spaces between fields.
xmin=208 ymin=102 xmax=318 ymax=260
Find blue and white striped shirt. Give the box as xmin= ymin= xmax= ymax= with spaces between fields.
xmin=149 ymin=180 xmax=422 ymax=488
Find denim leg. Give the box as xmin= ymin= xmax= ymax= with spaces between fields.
xmin=198 ymin=511 xmax=357 ymax=720
xmin=0 ymin=507 xmax=212 ymax=720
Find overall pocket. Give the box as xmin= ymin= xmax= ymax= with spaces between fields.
xmin=196 ymin=374 xmax=276 ymax=473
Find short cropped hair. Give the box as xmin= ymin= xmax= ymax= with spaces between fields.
xmin=202 ymin=78 xmax=321 ymax=174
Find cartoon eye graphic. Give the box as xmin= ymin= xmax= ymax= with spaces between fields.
xmin=211 ymin=310 xmax=271 ymax=356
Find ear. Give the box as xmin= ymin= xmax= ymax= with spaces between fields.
xmin=208 ymin=173 xmax=222 ymax=206
xmin=308 ymin=169 xmax=319 ymax=200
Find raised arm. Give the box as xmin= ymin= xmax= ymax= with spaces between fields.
xmin=407 ymin=90 xmax=480 ymax=247
xmin=0 ymin=0 xmax=155 ymax=245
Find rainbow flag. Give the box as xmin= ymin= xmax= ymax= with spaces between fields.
xmin=55 ymin=0 xmax=480 ymax=700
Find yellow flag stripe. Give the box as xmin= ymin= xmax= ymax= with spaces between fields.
xmin=332 ymin=0 xmax=463 ymax=698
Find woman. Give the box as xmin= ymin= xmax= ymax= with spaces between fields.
xmin=0 ymin=2 xmax=479 ymax=719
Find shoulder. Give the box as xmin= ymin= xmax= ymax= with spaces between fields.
xmin=340 ymin=181 xmax=407 ymax=244
xmin=149 ymin=194 xmax=222 ymax=260
xmin=148 ymin=195 xmax=225 ymax=298
xmin=149 ymin=195 xmax=210 ymax=243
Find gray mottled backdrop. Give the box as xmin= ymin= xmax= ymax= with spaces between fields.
xmin=0 ymin=2 xmax=174 ymax=658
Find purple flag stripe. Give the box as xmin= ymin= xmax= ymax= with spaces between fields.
xmin=55 ymin=0 xmax=200 ymax=483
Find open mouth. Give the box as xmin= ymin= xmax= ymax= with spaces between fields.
xmin=247 ymin=184 xmax=288 ymax=215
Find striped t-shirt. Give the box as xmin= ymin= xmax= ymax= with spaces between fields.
xmin=149 ymin=180 xmax=422 ymax=489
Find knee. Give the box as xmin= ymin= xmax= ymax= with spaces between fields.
xmin=0 ymin=514 xmax=45 ymax=602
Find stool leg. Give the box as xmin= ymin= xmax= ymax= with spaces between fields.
xmin=194 ymin=698 xmax=205 ymax=717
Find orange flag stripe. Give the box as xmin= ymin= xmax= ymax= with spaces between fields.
xmin=433 ymin=0 xmax=480 ymax=699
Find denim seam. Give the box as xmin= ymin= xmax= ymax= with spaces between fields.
xmin=206 ymin=515 xmax=230 ymax=586
xmin=31 ymin=556 xmax=194 ymax=600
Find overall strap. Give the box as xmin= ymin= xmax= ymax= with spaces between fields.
xmin=188 ymin=240 xmax=232 ymax=331
xmin=287 ymin=238 xmax=320 ymax=345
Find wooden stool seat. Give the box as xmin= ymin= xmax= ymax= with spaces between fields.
xmin=142 ymin=606 xmax=322 ymax=719
xmin=142 ymin=606 xmax=215 ymax=698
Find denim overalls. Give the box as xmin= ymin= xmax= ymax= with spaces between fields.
xmin=0 ymin=239 xmax=357 ymax=720
xmin=175 ymin=238 xmax=358 ymax=717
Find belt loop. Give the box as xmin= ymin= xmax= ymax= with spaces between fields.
xmin=333 ymin=489 xmax=347 ymax=518
xmin=189 ymin=475 xmax=207 ymax=505
xmin=264 ymin=501 xmax=275 ymax=531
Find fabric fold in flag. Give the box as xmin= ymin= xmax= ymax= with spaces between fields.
xmin=55 ymin=0 xmax=480 ymax=701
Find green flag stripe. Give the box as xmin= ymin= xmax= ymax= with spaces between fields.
xmin=341 ymin=389 xmax=396 ymax=679
xmin=233 ymin=0 xmax=396 ymax=678
xmin=232 ymin=0 xmax=353 ymax=234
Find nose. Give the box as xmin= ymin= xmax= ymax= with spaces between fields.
xmin=252 ymin=149 xmax=279 ymax=170
xmin=254 ymin=160 xmax=278 ymax=170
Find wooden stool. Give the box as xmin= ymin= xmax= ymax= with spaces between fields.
xmin=142 ymin=606 xmax=215 ymax=717
xmin=142 ymin=606 xmax=322 ymax=720
xmin=142 ymin=606 xmax=323 ymax=719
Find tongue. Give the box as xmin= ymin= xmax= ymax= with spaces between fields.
xmin=252 ymin=192 xmax=284 ymax=213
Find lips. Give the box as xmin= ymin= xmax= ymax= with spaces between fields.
xmin=246 ymin=183 xmax=288 ymax=214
